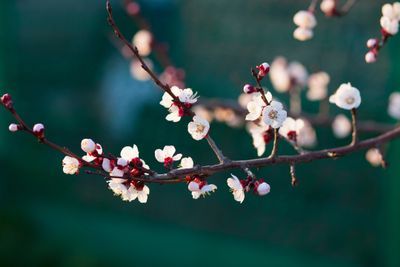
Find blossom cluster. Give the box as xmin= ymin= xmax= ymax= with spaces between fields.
xmin=365 ymin=2 xmax=400 ymax=63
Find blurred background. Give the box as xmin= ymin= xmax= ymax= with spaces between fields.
xmin=0 ymin=0 xmax=399 ymax=266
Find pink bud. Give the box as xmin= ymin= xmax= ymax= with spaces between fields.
xmin=256 ymin=181 xmax=271 ymax=196
xmin=365 ymin=51 xmax=377 ymax=63
xmin=256 ymin=62 xmax=270 ymax=78
xmin=1 ymin=93 xmax=13 ymax=109
xmin=243 ymin=84 xmax=256 ymax=94
xmin=33 ymin=123 xmax=45 ymax=138
xmin=366 ymin=38 xmax=378 ymax=48
xmin=8 ymin=123 xmax=19 ymax=132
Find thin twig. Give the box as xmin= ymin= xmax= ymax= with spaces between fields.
xmin=268 ymin=128 xmax=279 ymax=158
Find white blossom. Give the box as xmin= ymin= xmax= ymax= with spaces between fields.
xmin=293 ymin=27 xmax=313 ymax=41
xmin=120 ymin=145 xmax=139 ymax=162
xmin=178 ymin=88 xmax=198 ymax=104
xmin=179 ymin=157 xmax=194 ymax=169
xmin=160 ymin=86 xmax=199 ymax=123
xmin=108 ymin=178 xmax=128 ymax=196
xmin=293 ymin=11 xmax=317 ymax=41
xmin=155 ymin=145 xmax=182 ymax=164
xmin=188 ymin=115 xmax=210 ymax=140
xmin=388 ymin=92 xmax=400 ymax=120
xmin=227 ymin=174 xmax=245 ymax=203
xmin=245 ymin=92 xmax=272 ymax=121
xmin=288 ymin=62 xmax=308 ymax=88
xmin=307 ymin=72 xmax=330 ymax=101
xmin=160 ymin=86 xmax=182 ymax=108
xmin=293 ymin=11 xmax=317 ymax=28
xmin=270 ymin=57 xmax=292 ymax=92
xmin=247 ymin=122 xmax=271 ymax=156
xmin=329 ymin=83 xmax=361 ymax=110
xmin=279 ymin=117 xmax=305 ymax=142
xmin=332 ymin=114 xmax=352 ymax=138
xmin=188 ymin=180 xmax=217 ymax=199
xmin=262 ymin=101 xmax=287 ymax=128
xmin=62 ymin=156 xmax=80 ymax=175
xmin=380 ymin=16 xmax=399 ymax=35
xmin=122 ymin=185 xmax=150 ymax=203
xmin=297 ymin=119 xmax=317 ymax=148
xmin=382 ymin=2 xmax=400 ymax=21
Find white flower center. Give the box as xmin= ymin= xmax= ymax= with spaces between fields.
xmin=196 ymin=124 xmax=205 ymax=133
xmin=345 ymin=97 xmax=355 ymax=104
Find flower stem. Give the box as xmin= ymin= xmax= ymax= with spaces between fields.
xmin=351 ymin=108 xmax=358 ymax=146
xmin=268 ymin=128 xmax=279 ymax=158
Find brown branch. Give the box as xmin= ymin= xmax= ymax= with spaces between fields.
xmin=137 ymin=124 xmax=400 ymax=182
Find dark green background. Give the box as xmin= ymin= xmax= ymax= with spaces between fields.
xmin=0 ymin=0 xmax=399 ymax=266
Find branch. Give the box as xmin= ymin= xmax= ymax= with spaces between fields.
xmin=106 ymin=0 xmax=227 ymax=164
xmin=139 ymin=125 xmax=400 ymax=182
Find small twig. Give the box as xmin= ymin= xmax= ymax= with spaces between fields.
xmin=251 ymin=68 xmax=270 ymax=106
xmin=205 ymin=135 xmax=229 ymax=163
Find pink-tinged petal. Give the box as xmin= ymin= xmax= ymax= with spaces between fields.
xmin=154 ymin=149 xmax=165 ymax=163
xmin=82 ymin=155 xmax=96 ymax=162
xmin=191 ymin=191 xmax=201 ymax=199
xmin=163 ymin=145 xmax=176 ymax=158
xmin=173 ymin=153 xmax=182 ymax=161
xmin=102 ymin=158 xmax=112 ymax=172
xmin=138 ymin=192 xmax=148 ymax=203
xmin=188 ymin=181 xmax=200 ymax=192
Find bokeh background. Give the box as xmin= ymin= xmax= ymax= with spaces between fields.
xmin=1 ymin=0 xmax=399 ymax=266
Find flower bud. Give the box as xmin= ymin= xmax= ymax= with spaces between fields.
xmin=1 ymin=93 xmax=13 ymax=109
xmin=256 ymin=62 xmax=270 ymax=78
xmin=256 ymin=181 xmax=271 ymax=196
xmin=33 ymin=123 xmax=45 ymax=138
xmin=320 ymin=0 xmax=336 ymax=16
xmin=365 ymin=51 xmax=377 ymax=63
xmin=366 ymin=38 xmax=378 ymax=48
xmin=8 ymin=123 xmax=19 ymax=132
xmin=81 ymin=138 xmax=96 ymax=153
xmin=243 ymin=84 xmax=256 ymax=94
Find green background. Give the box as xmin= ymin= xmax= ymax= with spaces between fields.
xmin=0 ymin=0 xmax=399 ymax=266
